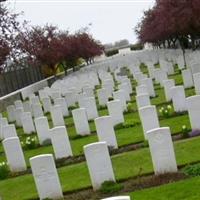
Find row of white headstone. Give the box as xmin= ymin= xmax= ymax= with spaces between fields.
xmin=29 ymin=51 xmax=200 ymax=199
xmin=132 ymin=63 xmax=178 ymax=176
xmin=0 ymin=71 xmax=131 ymax=173
xmin=2 ymin=52 xmax=200 ymax=199
xmin=2 ymin=98 xmax=125 ymax=142
xmin=28 ymin=123 xmax=178 ymax=200
xmin=2 ymin=59 xmax=200 ymax=172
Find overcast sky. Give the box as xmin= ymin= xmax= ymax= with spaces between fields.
xmin=6 ymin=0 xmax=155 ymax=44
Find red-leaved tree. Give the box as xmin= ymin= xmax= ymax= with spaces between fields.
xmin=18 ymin=25 xmax=64 ymax=75
xmin=136 ymin=0 xmax=200 ymax=49
xmin=0 ymin=4 xmax=24 ymax=72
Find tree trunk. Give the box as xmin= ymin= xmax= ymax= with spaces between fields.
xmin=61 ymin=62 xmax=67 ymax=76
xmin=191 ymin=35 xmax=196 ymax=51
xmin=178 ymin=37 xmax=186 ymax=68
xmin=167 ymin=40 xmax=171 ymax=48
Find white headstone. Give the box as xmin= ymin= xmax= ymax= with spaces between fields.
xmin=97 ymin=88 xmax=109 ymax=106
xmin=0 ymin=118 xmax=8 ymax=140
xmin=34 ymin=117 xmax=50 ymax=145
xmin=50 ymin=105 xmax=65 ymax=127
xmin=50 ymin=126 xmax=72 ymax=159
xmin=163 ymin=79 xmax=175 ymax=102
xmin=83 ymin=86 xmax=94 ymax=97
xmin=154 ymin=69 xmax=168 ymax=86
xmin=147 ymin=127 xmax=177 ymax=174
xmin=14 ymin=100 xmax=23 ymax=109
xmin=171 ymin=86 xmax=187 ymax=112
xmin=186 ymin=95 xmax=200 ymax=130
xmin=15 ymin=107 xmax=24 ymax=127
xmin=64 ymin=91 xmax=77 ymax=107
xmin=2 ymin=124 xmax=17 ymax=139
xmin=139 ymin=105 xmax=160 ymax=139
xmin=30 ymin=154 xmax=63 ymax=199
xmin=84 ymin=142 xmax=115 ymax=190
xmin=182 ymin=69 xmax=194 ymax=89
xmin=3 ymin=137 xmax=27 ymax=172
xmin=140 ymin=78 xmax=155 ymax=97
xmin=72 ymin=108 xmax=90 ymax=136
xmin=38 ymin=89 xmax=48 ymax=101
xmin=23 ymin=101 xmax=32 ymax=113
xmin=136 ymin=94 xmax=151 ymax=109
xmin=30 ymin=96 xmax=40 ymax=105
xmin=41 ymin=97 xmax=52 ymax=113
xmin=107 ymin=100 xmax=124 ymax=125
xmin=102 ymin=82 xmax=114 ymax=98
xmin=193 ymin=73 xmax=200 ymax=95
xmin=118 ymin=83 xmax=131 ymax=101
xmin=95 ymin=116 xmax=118 ymax=149
xmin=121 ymin=78 xmax=132 ymax=94
xmin=21 ymin=112 xmax=35 ymax=134
xmin=78 ymin=92 xmax=88 ymax=108
xmin=6 ymin=105 xmax=15 ymax=122
xmin=80 ymin=97 xmax=99 ymax=120
xmin=136 ymin=85 xmax=149 ymax=96
xmin=54 ymin=98 xmax=69 ymax=117
xmin=32 ymin=104 xmax=44 ymax=119
xmin=113 ymin=90 xmax=127 ymax=111
xmin=51 ymin=90 xmax=61 ymax=101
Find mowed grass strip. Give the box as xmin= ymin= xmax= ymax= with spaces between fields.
xmin=0 ymin=114 xmax=190 ymax=164
xmin=130 ymin=176 xmax=200 ymax=200
xmin=1 ymin=135 xmax=200 ymax=199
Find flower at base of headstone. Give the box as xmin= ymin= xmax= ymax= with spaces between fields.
xmin=182 ymin=125 xmax=189 ymax=138
xmin=0 ymin=161 xmax=9 ymax=180
xmin=182 ymin=125 xmax=187 ymax=130
xmin=167 ymin=105 xmax=172 ymax=110
xmin=159 ymin=105 xmax=173 ymax=118
xmin=164 ymin=110 xmax=168 ymax=114
xmin=24 ymin=136 xmax=38 ymax=150
xmin=159 ymin=107 xmax=164 ymax=113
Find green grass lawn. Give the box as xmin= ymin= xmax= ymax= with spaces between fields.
xmin=130 ymin=176 xmax=200 ymax=200
xmin=0 ymin=113 xmax=191 ymax=165
xmin=1 ymin=136 xmax=200 ymax=199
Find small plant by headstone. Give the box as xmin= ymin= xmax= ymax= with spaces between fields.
xmin=98 ymin=105 xmax=107 ymax=110
xmin=100 ymin=181 xmax=123 ymax=194
xmin=22 ymin=136 xmax=39 ymax=150
xmin=159 ymin=105 xmax=173 ymax=118
xmin=183 ymin=163 xmax=200 ymax=176
xmin=182 ymin=125 xmax=189 ymax=138
xmin=0 ymin=162 xmax=9 ymax=180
